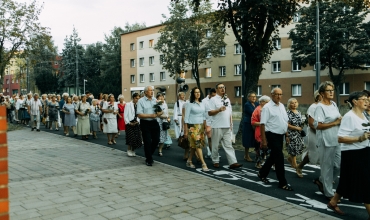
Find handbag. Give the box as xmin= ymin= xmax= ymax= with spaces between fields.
xmin=162 ymin=121 xmax=170 ymax=130
xmin=300 ymin=130 xmax=306 ymax=137
xmin=177 ymin=135 xmax=189 ymax=149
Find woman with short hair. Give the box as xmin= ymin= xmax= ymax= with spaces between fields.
xmin=62 ymin=97 xmax=76 ymax=136
xmin=75 ymin=95 xmax=91 ymax=140
xmin=286 ymin=98 xmax=305 ymax=170
xmin=47 ymin=95 xmax=59 ymax=130
xmin=328 ymin=91 xmax=370 ymax=216
xmin=242 ymin=92 xmax=259 ymax=162
xmin=251 ymin=95 xmax=271 ymax=169
xmin=313 ymin=81 xmax=342 ymax=201
xmin=124 ymin=92 xmax=142 ymax=156
xmin=102 ymin=94 xmax=118 ymax=145
xmin=156 ymin=93 xmax=170 ymax=156
xmin=89 ymin=99 xmax=101 ymax=139
xmin=117 ymin=95 xmax=126 ymax=136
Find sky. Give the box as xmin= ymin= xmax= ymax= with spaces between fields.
xmin=35 ymin=0 xmax=173 ymax=53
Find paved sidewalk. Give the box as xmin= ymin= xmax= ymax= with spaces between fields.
xmin=8 ymin=129 xmax=337 ymax=220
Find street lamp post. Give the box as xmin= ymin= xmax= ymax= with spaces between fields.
xmin=83 ymin=79 xmax=87 ymax=95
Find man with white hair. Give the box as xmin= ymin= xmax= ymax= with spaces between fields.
xmin=173 ymin=92 xmax=185 ymax=139
xmin=258 ymin=87 xmax=292 ymax=191
xmin=28 ymin=93 xmax=42 ymax=132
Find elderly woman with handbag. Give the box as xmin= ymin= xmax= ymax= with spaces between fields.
xmin=102 ymin=94 xmax=118 ymax=145
xmin=156 ymin=93 xmax=170 ymax=157
xmin=124 ymin=92 xmax=142 ymax=157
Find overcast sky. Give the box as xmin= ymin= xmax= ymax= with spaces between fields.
xmin=35 ymin=0 xmax=173 ymax=53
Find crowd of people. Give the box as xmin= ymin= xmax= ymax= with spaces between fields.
xmin=2 ymin=80 xmax=370 ymax=217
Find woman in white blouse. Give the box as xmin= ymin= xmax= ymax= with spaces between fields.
xmin=102 ymin=94 xmax=118 ymax=145
xmin=124 ymin=92 xmax=142 ymax=157
xmin=328 ymin=91 xmax=370 ymax=216
xmin=75 ymin=95 xmax=91 ymax=140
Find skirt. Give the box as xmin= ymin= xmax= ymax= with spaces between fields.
xmin=188 ymin=124 xmax=205 ymax=149
xmin=77 ymin=117 xmax=90 ymax=135
xmin=64 ymin=113 xmax=76 ymax=127
xmin=158 ymin=119 xmax=167 ymax=143
xmin=336 ymin=147 xmax=370 ymax=204
xmin=126 ymin=123 xmax=142 ymax=150
xmin=90 ymin=119 xmax=100 ymax=132
xmin=103 ymin=118 xmax=118 ymax=133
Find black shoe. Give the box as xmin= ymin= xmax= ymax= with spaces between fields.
xmin=36 ymin=129 xmax=40 ymax=132
xmin=74 ymin=134 xmax=78 ymax=137
xmin=146 ymin=162 xmax=152 ymax=166
xmin=31 ymin=127 xmax=35 ymax=131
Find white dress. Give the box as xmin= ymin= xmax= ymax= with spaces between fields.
xmin=102 ymin=102 xmax=118 ymax=133
xmin=75 ymin=102 xmax=91 ymax=136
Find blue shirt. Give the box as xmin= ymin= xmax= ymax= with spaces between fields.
xmin=184 ymin=101 xmax=206 ymax=124
xmin=137 ymin=96 xmax=157 ymax=121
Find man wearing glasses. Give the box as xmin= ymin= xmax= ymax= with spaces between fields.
xmin=258 ymin=87 xmax=293 ymax=191
xmin=207 ymin=83 xmax=242 ymax=169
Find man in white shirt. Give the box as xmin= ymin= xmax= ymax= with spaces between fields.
xmin=202 ymin=88 xmax=216 ymax=158
xmin=173 ymin=92 xmax=185 ymax=139
xmin=258 ymin=88 xmax=292 ymax=191
xmin=208 ymin=83 xmax=242 ymax=169
xmin=28 ymin=93 xmax=43 ymax=132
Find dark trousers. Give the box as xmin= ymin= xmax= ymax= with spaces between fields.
xmin=140 ymin=120 xmax=160 ymax=163
xmin=259 ymin=131 xmax=287 ymax=187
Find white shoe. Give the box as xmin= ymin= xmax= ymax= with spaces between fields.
xmin=127 ymin=150 xmax=133 ymax=157
xmin=132 ymin=151 xmax=136 ymax=157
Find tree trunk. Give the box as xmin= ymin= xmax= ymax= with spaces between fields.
xmin=235 ymin=58 xmax=263 ymax=145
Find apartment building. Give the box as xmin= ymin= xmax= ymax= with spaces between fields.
xmin=121 ymin=20 xmax=370 ymax=105
xmin=2 ymin=57 xmax=24 ymax=96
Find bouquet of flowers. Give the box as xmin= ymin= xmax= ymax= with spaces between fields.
xmin=221 ymin=94 xmax=229 ymax=107
xmin=153 ymin=100 xmax=163 ymax=113
xmin=84 ymin=108 xmax=90 ymax=116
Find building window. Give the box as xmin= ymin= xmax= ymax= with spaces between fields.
xmin=149 ymin=39 xmax=154 ymax=48
xmin=139 ymin=41 xmax=144 ymax=49
xmin=139 ymin=58 xmax=144 ymax=67
xmin=130 ymin=43 xmax=135 ymax=51
xmin=293 ymin=13 xmax=300 ymax=22
xmin=292 ymin=61 xmax=301 ymax=71
xmin=292 ymin=84 xmax=302 ymax=96
xmin=257 ymin=85 xmax=262 ymax=96
xmin=140 ymin=74 xmax=144 ymax=82
xmin=6 ymin=79 xmax=9 ymax=84
xmin=272 ymin=61 xmax=281 ymax=73
xmin=206 ymin=49 xmax=212 ymax=58
xmin=149 ymin=56 xmax=154 ymax=65
xmin=365 ymin=82 xmax=370 ymax=90
xmin=12 ymin=79 xmax=14 ymax=83
xmin=234 ymin=44 xmax=241 ymax=54
xmin=219 ymin=66 xmax=226 ymax=77
xmin=16 ymin=79 xmax=18 ymax=83
xmin=339 ymin=82 xmax=349 ymax=95
xmin=160 ymin=72 xmax=166 ymax=81
xmin=205 ymin=68 xmax=212 ymax=78
xmin=365 ymin=63 xmax=370 ymax=67
xmin=235 ymin=86 xmax=241 ymax=97
xmin=234 ymin=64 xmax=241 ymax=75
xmin=160 ymin=55 xmax=164 ymax=64
xmin=149 ymin=73 xmax=155 ymax=82
xmin=130 ymin=59 xmax=135 ymax=67
xmin=206 ymin=30 xmax=212 ymax=37
xmin=273 ymin=38 xmax=281 ymax=50
xmin=6 ymin=89 xmax=8 ymax=93
xmin=220 ymin=46 xmax=226 ymax=56
xmin=130 ymin=75 xmax=135 ymax=83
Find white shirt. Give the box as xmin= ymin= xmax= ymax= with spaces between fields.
xmin=207 ymin=94 xmax=232 ymax=129
xmin=173 ymin=100 xmax=185 ymax=121
xmin=102 ymin=102 xmax=118 ymax=119
xmin=124 ymin=101 xmax=139 ymax=124
xmin=29 ymin=99 xmax=42 ymax=115
xmin=338 ymin=110 xmax=369 ymax=151
xmin=260 ymin=100 xmax=288 ymax=134
xmin=202 ymin=96 xmax=213 ymax=126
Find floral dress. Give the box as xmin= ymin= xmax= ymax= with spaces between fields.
xmin=287 ymin=110 xmax=305 ymax=156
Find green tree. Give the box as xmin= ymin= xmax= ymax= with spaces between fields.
xmin=82 ymin=43 xmax=104 ymax=96
xmin=0 ymin=0 xmax=48 ymax=92
xmin=155 ymin=0 xmax=226 ymax=97
xmin=289 ymin=2 xmax=370 ymax=103
xmin=59 ymin=28 xmax=85 ymax=94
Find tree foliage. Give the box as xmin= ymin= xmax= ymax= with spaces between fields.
xmin=289 ymin=1 xmax=370 ymax=102
xmin=0 ymin=0 xmax=48 ymax=91
xmin=155 ymin=0 xmax=226 ymax=97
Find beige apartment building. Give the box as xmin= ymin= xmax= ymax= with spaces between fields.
xmin=121 ymin=21 xmax=370 ymax=105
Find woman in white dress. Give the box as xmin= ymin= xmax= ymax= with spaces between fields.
xmin=75 ymin=95 xmax=91 ymax=140
xmin=102 ymin=94 xmax=118 ymax=145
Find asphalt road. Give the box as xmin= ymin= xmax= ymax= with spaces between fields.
xmin=21 ymin=122 xmax=367 ymax=220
